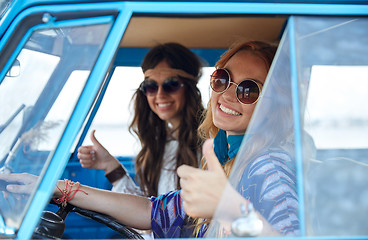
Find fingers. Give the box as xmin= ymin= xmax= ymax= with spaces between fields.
xmin=181 ymin=196 xmax=199 ymax=218
xmin=6 ymin=184 xmax=32 ymax=194
xmin=0 ymin=173 xmax=27 ymax=182
xmin=177 ymin=165 xmax=205 ymax=199
xmin=78 ymin=145 xmax=94 ymax=154
xmin=79 ymin=160 xmax=93 ymax=168
xmin=177 ymin=164 xmax=197 ymax=178
xmin=177 ymin=165 xmax=199 ymax=190
xmin=177 ymin=164 xmax=205 ymax=187
xmin=0 ymin=173 xmax=37 ymax=195
xmin=78 ymin=147 xmax=95 ymax=160
xmin=78 ymin=145 xmax=96 ymax=168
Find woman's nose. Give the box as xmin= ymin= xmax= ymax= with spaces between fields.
xmin=221 ymin=84 xmax=238 ymax=102
xmin=156 ymin=85 xmax=167 ymax=97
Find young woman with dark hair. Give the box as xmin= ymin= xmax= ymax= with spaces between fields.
xmin=77 ymin=42 xmax=204 ymax=197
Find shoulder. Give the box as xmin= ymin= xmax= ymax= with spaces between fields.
xmin=247 ymin=149 xmax=295 ymax=179
xmin=238 ymin=148 xmax=297 ymax=199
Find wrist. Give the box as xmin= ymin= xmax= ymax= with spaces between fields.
xmin=103 ymin=157 xmax=121 ymax=174
xmin=53 ymin=179 xmax=88 ymax=207
xmin=54 ymin=180 xmax=64 ymax=198
xmin=105 ymin=165 xmax=126 ymax=184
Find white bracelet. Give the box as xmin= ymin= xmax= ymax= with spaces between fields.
xmin=231 ymin=202 xmax=263 ymax=237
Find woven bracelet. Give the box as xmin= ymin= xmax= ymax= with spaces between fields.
xmin=53 ymin=179 xmax=88 ymax=208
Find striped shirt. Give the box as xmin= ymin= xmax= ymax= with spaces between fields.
xmin=150 ymin=148 xmax=299 ymax=238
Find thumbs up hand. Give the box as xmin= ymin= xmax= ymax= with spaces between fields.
xmin=177 ymin=139 xmax=228 ymax=218
xmin=78 ymin=130 xmax=120 ymax=173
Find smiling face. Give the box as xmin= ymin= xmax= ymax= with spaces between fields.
xmin=145 ymin=61 xmax=186 ymax=129
xmin=211 ymin=50 xmax=268 ymax=135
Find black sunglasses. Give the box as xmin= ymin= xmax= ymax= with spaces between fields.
xmin=210 ymin=68 xmax=263 ymax=104
xmin=140 ymin=77 xmax=184 ymax=96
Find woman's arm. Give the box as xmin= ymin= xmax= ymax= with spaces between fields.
xmin=60 ymin=182 xmax=152 ymax=230
xmin=0 ymin=173 xmax=152 ymax=230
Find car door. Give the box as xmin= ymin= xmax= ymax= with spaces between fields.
xmin=0 ymin=2 xmax=131 ymax=239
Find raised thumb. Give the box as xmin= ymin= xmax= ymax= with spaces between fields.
xmin=90 ymin=129 xmax=102 ymax=147
xmin=203 ymin=139 xmax=224 ymax=172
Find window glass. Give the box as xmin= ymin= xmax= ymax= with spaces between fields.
xmin=306 ymin=65 xmax=368 ymax=149
xmin=296 ymin=16 xmax=368 ymax=236
xmin=0 ymin=49 xmax=59 ymax=159
xmin=0 ymin=22 xmax=111 ymax=233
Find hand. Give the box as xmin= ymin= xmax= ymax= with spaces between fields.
xmin=177 ymin=139 xmax=228 ymax=218
xmin=78 ymin=130 xmax=120 ymax=173
xmin=0 ymin=172 xmax=38 ymax=194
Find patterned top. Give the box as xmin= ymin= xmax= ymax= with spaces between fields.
xmin=236 ymin=149 xmax=299 ymax=236
xmin=150 ymin=148 xmax=299 ymax=238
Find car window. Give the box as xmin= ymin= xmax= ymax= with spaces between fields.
xmin=0 ymin=22 xmax=112 ymax=235
xmin=299 ymin=16 xmax=368 ymax=236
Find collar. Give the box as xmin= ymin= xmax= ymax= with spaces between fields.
xmin=213 ymin=129 xmax=245 ymax=165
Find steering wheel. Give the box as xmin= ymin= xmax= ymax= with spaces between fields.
xmin=33 ymin=201 xmax=143 ymax=239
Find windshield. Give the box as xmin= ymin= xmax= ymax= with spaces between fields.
xmin=0 ymin=22 xmax=111 ymax=235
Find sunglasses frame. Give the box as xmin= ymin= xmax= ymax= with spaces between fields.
xmin=140 ymin=76 xmax=184 ymax=96
xmin=210 ymin=68 xmax=263 ymax=105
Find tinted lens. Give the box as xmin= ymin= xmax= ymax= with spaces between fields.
xmin=142 ymin=80 xmax=158 ymax=95
xmin=236 ymin=80 xmax=260 ymax=104
xmin=162 ymin=77 xmax=182 ymax=93
xmin=210 ymin=69 xmax=229 ymax=92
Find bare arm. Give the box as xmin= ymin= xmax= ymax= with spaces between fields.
xmin=55 ymin=181 xmax=152 ymax=230
xmin=0 ymin=173 xmax=152 ymax=230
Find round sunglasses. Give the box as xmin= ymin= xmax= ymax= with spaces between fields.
xmin=210 ymin=68 xmax=263 ymax=104
xmin=140 ymin=77 xmax=184 ymax=96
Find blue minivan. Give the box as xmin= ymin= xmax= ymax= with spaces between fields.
xmin=0 ymin=0 xmax=368 ymax=239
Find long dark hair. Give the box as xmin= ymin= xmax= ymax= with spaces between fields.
xmin=129 ymin=43 xmax=204 ymax=196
